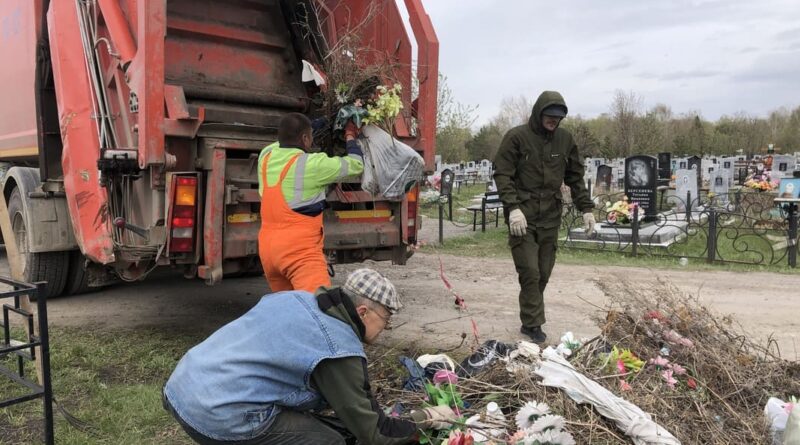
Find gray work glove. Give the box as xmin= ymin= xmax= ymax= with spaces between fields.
xmin=419 ymin=405 xmax=458 ymax=429
xmin=583 ymin=212 xmax=597 ymax=237
xmin=509 ymin=209 xmax=527 ymax=237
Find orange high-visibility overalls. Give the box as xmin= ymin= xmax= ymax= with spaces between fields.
xmin=258 ymin=152 xmax=331 ymax=293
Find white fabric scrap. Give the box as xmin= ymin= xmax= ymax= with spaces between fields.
xmin=505 ymin=341 xmax=541 ymax=373
xmin=416 ymin=354 xmax=456 ymax=371
xmin=535 ymin=347 xmax=681 ymax=445
xmin=301 ymin=60 xmax=326 ymax=86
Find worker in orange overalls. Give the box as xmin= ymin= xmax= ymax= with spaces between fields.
xmin=257 ymin=113 xmax=363 ymax=293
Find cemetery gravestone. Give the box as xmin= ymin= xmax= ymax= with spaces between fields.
xmin=440 ymin=169 xmax=455 ymax=197
xmin=658 ymin=152 xmax=672 ymax=183
xmin=595 ymin=165 xmax=613 ymax=195
xmin=675 ymin=169 xmax=698 ymax=211
xmin=771 ymin=155 xmax=796 ymax=178
xmin=738 ymin=167 xmax=748 ymax=186
xmin=711 ymin=171 xmax=730 ymax=206
xmin=624 ymin=156 xmax=658 ymax=220
xmin=688 ymin=156 xmax=700 ymax=171
xmin=688 ymin=156 xmax=702 ymax=188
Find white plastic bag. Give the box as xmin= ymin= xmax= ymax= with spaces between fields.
xmin=765 ymin=397 xmax=790 ymax=437
xmin=785 ymin=406 xmax=800 ymax=445
xmin=360 ymin=125 xmax=424 ymax=199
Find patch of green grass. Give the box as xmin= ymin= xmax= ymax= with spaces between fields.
xmin=424 ymin=225 xmax=800 ymax=274
xmin=419 ymin=184 xmax=492 ymax=224
xmin=1 ymin=327 xmax=205 ymax=444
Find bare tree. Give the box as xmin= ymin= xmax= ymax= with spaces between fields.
xmin=610 ymin=90 xmax=643 ymax=156
xmin=491 ymin=95 xmax=534 ymax=134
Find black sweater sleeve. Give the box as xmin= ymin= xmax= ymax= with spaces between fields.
xmin=311 ymin=356 xmax=426 ymax=445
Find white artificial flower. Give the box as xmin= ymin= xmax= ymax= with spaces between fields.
xmin=529 ymin=414 xmax=565 ymax=434
xmin=559 ymin=332 xmax=575 ymax=344
xmin=515 ymin=401 xmax=551 ymax=429
xmin=554 ymin=343 xmax=572 ymax=357
xmin=525 ymin=429 xmax=576 ymax=445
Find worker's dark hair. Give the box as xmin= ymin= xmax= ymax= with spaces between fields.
xmin=278 ymin=113 xmax=312 ymax=148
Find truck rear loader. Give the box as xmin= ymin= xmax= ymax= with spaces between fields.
xmin=0 ymin=0 xmax=439 ymax=297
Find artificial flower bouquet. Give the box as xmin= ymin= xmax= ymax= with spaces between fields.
xmin=604 ymin=196 xmax=642 ymax=225
xmin=743 ymin=170 xmax=779 ymax=192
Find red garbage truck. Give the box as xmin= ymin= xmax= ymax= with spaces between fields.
xmin=0 ymin=0 xmax=438 ymax=297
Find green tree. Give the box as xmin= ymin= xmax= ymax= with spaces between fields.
xmin=466 ymin=123 xmax=503 ymax=161
xmin=436 ymin=74 xmax=477 ymax=162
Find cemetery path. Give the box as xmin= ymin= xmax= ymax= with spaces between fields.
xmin=340 ymin=252 xmax=800 ymax=359
xmin=2 ymin=250 xmax=798 ymax=360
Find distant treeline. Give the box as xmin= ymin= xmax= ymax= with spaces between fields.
xmin=435 ymin=85 xmax=800 ymax=163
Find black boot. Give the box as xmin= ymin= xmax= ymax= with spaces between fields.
xmin=520 ymin=325 xmax=547 ymax=344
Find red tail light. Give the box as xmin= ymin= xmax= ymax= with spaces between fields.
xmin=170 ymin=175 xmax=198 ymax=253
xmin=406 ymin=186 xmax=419 ymax=242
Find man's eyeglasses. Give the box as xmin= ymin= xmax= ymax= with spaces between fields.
xmin=369 ymin=308 xmax=392 ymax=329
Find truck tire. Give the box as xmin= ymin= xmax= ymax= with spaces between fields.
xmin=64 ymin=250 xmax=92 ymax=295
xmin=7 ymin=187 xmax=69 ymax=298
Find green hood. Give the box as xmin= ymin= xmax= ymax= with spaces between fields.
xmin=528 ymin=91 xmax=569 ymax=136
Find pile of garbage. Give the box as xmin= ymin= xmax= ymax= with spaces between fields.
xmin=368 ymin=279 xmax=800 ymax=444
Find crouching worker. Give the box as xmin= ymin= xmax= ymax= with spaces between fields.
xmin=163 ymin=268 xmax=457 ymax=444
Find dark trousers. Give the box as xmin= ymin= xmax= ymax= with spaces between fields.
xmin=509 ymin=225 xmax=559 ymax=328
xmin=163 ymin=392 xmax=353 ymax=445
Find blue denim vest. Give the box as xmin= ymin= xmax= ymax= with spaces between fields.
xmin=164 ymin=290 xmax=366 ymax=441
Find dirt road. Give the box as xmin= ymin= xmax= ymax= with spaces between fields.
xmin=2 ymin=246 xmax=798 ymax=360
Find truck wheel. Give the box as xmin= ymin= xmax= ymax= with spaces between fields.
xmin=64 ymin=250 xmax=93 ymax=295
xmin=7 ymin=187 xmax=69 ymax=298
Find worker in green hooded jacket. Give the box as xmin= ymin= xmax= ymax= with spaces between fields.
xmin=493 ymin=91 xmax=596 ymax=343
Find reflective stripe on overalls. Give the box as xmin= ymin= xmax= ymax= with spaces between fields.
xmin=258 ymin=151 xmax=331 ymax=293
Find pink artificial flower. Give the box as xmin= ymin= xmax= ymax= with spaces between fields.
xmin=662 ymin=370 xmax=677 ymax=389
xmin=607 ymin=212 xmax=618 ymax=223
xmin=447 ymin=430 xmax=474 ymax=445
xmin=619 ymin=379 xmax=632 ymax=391
xmin=669 ymin=363 xmax=687 ymax=375
xmin=509 ymin=430 xmax=527 ymax=443
xmin=643 ymin=310 xmax=669 ymax=325
xmin=616 ymin=359 xmax=627 ymax=374
xmin=433 ymin=370 xmax=459 ymax=385
xmin=649 ymin=356 xmax=670 ymax=368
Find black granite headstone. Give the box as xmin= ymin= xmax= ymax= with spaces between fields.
xmin=624 ymin=155 xmax=658 ymax=220
xmin=595 ymin=165 xmax=612 ymax=192
xmin=657 ymin=152 xmax=672 ymax=180
xmin=687 ymin=156 xmax=701 ymax=171
xmin=440 ymin=169 xmax=455 ymax=196
xmin=738 ymin=168 xmax=747 ymax=185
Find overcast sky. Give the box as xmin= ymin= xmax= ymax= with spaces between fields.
xmin=420 ymin=0 xmax=800 ymax=127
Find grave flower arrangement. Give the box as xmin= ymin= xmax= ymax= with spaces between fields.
xmin=743 ymin=170 xmax=779 ymax=192
xmin=604 ymin=197 xmax=642 ymax=225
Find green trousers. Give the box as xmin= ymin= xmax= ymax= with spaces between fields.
xmin=509 ymin=225 xmax=559 ymax=328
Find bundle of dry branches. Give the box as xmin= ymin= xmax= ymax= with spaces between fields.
xmin=301 ymin=2 xmax=406 ymax=151
xmin=366 ymin=278 xmax=799 ymax=444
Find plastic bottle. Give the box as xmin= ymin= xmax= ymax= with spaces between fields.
xmin=486 ymin=402 xmax=505 ymax=423
xmin=466 ymin=402 xmax=507 ymax=444
xmin=485 ymin=402 xmax=507 ymax=440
